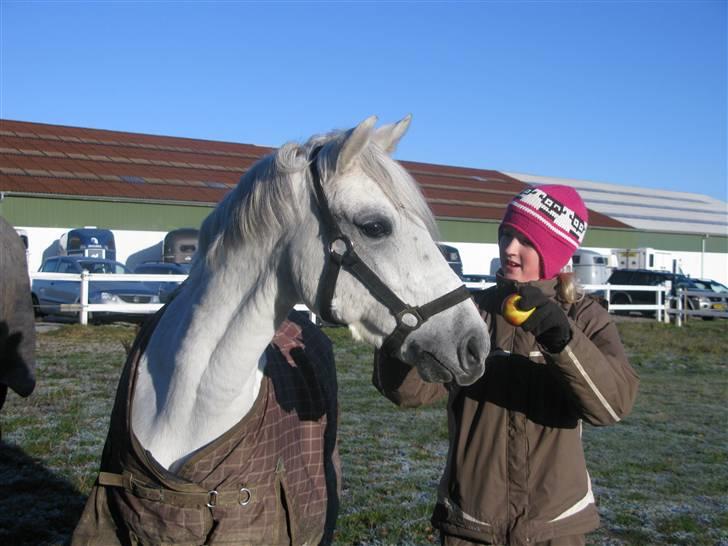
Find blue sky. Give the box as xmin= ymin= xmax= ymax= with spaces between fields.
xmin=1 ymin=1 xmax=726 ymax=201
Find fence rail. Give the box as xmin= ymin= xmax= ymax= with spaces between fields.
xmin=31 ymin=273 xmax=725 ymax=326
xmin=30 ymin=271 xmax=316 ymax=325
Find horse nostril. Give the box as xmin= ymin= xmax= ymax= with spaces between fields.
xmin=467 ymin=337 xmax=480 ymax=364
xmin=458 ymin=331 xmax=488 ymax=370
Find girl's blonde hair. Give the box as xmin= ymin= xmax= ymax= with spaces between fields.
xmin=556 ymin=272 xmax=584 ymax=305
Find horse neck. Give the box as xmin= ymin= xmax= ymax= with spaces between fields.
xmin=132 ymin=242 xmax=297 ymax=469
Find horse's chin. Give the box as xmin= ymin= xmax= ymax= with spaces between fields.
xmin=411 ymin=351 xmax=454 ymax=384
xmin=403 ymin=333 xmax=486 ymax=387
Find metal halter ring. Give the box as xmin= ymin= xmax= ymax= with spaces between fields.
xmin=396 ymin=309 xmax=423 ymax=330
xmin=206 ymin=490 xmax=218 ymax=508
xmin=329 ymin=237 xmax=353 ymax=262
xmin=329 ymin=233 xmax=354 ymax=261
xmin=239 ymin=487 xmax=252 ymax=506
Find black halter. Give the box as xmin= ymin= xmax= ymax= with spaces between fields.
xmin=308 ymin=146 xmax=472 ymax=355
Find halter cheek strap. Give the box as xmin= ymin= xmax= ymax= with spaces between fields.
xmin=309 ymin=146 xmax=471 ymax=354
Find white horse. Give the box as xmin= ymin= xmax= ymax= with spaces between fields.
xmin=131 ymin=115 xmax=489 ymax=471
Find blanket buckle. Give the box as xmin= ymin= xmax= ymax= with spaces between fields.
xmin=206 ymin=490 xmax=218 ymax=508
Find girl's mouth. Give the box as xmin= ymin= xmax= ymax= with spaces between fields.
xmin=505 ymin=259 xmax=521 ymax=269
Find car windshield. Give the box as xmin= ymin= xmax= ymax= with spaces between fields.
xmin=136 ymin=263 xmax=191 ymax=274
xmin=708 ymin=281 xmax=728 ymax=294
xmin=80 ymin=261 xmax=127 ymax=274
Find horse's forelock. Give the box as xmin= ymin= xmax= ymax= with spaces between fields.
xmin=358 ymin=147 xmax=439 ymax=239
xmin=305 ymin=131 xmax=439 ymax=239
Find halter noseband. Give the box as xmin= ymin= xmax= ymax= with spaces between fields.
xmin=308 ymin=145 xmax=472 ymax=355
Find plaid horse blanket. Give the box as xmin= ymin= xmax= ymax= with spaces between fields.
xmin=72 ymin=310 xmax=340 ymax=546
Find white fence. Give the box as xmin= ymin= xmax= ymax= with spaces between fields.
xmin=31 ymin=274 xmax=726 ymax=326
xmin=30 ymin=271 xmax=316 ymax=326
xmin=586 ymin=283 xmax=668 ymax=322
xmin=465 ymin=282 xmax=671 ymax=321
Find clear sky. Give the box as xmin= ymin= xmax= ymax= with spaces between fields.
xmin=1 ymin=1 xmax=726 ymax=202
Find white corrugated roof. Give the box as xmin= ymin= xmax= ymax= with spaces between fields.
xmin=504 ymin=172 xmax=728 ymax=237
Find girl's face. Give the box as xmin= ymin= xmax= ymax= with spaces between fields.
xmin=499 ymin=225 xmax=541 ymax=282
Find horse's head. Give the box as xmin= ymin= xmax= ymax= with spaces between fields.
xmin=288 ymin=116 xmax=488 ymax=386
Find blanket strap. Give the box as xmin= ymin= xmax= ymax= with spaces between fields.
xmin=98 ymin=471 xmax=254 ymax=508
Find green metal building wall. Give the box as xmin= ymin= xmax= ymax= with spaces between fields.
xmin=2 ymin=194 xmax=726 ymax=253
xmin=0 ymin=195 xmax=212 ymax=232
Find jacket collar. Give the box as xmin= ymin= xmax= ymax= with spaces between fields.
xmin=495 ymin=270 xmax=558 ymax=299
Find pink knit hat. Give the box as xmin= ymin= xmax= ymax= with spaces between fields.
xmin=500 ymin=185 xmax=589 ymax=279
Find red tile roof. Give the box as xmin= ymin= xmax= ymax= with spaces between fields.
xmin=0 ymin=119 xmax=627 ymax=228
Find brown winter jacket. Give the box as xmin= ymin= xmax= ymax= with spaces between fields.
xmin=73 ymin=310 xmax=340 ymax=546
xmin=373 ymin=276 xmax=639 ymax=546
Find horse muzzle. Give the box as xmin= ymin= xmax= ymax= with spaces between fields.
xmin=404 ymin=325 xmax=488 ymax=386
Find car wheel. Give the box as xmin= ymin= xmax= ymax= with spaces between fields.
xmin=611 ymin=293 xmax=630 ymax=315
xmin=31 ymin=294 xmax=44 ymax=318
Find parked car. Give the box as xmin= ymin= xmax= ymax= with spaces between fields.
xmin=691 ymin=278 xmax=728 ymax=313
xmin=606 ymin=269 xmax=718 ymax=317
xmin=32 ymin=256 xmax=160 ymax=323
xmin=133 ymin=262 xmax=191 ymax=303
xmin=462 ymin=273 xmax=496 ymax=293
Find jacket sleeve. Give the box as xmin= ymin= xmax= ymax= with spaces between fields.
xmin=372 ymin=349 xmax=448 ymax=408
xmin=542 ymin=297 xmax=639 ymax=426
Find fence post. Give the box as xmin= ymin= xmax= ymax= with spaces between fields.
xmin=605 ymin=287 xmax=611 ymax=313
xmin=80 ymin=270 xmax=89 ymax=325
xmin=676 ymin=288 xmax=682 ymax=327
xmin=655 ymin=287 xmax=662 ymax=323
xmin=663 ymin=291 xmax=671 ymax=324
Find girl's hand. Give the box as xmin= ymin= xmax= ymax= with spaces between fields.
xmin=516 ymin=286 xmax=572 ymax=353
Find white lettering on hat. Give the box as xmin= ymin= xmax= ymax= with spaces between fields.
xmin=515 ymin=188 xmax=587 ymax=244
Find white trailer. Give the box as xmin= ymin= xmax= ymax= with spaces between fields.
xmin=572 ymin=249 xmax=612 ymax=285
xmin=612 ymin=247 xmax=682 ymax=273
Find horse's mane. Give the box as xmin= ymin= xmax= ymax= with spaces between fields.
xmin=195 ymin=128 xmax=438 ymax=270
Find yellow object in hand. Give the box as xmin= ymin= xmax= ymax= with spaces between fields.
xmin=501 ymin=294 xmax=536 ymax=326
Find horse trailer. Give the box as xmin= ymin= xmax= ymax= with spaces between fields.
xmin=163 ymin=228 xmax=199 ymax=264
xmin=572 ymin=249 xmax=612 ymax=285
xmin=438 ymin=243 xmax=463 ymax=277
xmin=612 ymin=247 xmax=682 ymax=274
xmin=59 ymin=227 xmax=116 ymax=261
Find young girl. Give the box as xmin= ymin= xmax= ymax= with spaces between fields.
xmin=373 ymin=185 xmax=639 ymax=546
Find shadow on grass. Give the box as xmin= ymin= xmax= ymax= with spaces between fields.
xmin=0 ymin=441 xmax=86 ymax=546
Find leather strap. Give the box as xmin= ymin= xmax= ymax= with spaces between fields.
xmin=98 ymin=471 xmax=254 ymax=509
xmin=381 ymin=285 xmax=471 ymax=355
xmin=308 ymin=146 xmax=471 ymax=354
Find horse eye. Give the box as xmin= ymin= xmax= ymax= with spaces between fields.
xmin=359 ymin=220 xmax=391 ymax=239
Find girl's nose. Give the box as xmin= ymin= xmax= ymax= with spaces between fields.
xmin=503 ymin=235 xmax=519 ymax=253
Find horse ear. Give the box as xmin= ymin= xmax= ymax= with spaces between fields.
xmin=372 ymin=114 xmax=412 ymax=155
xmin=337 ymin=115 xmax=378 ymax=173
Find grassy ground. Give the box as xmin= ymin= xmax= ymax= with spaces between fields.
xmin=1 ymin=319 xmax=726 ymax=545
